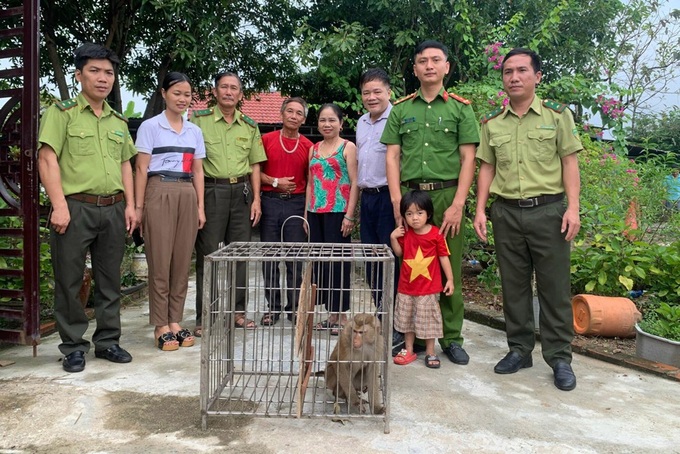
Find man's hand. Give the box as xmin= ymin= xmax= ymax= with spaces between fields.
xmin=278 ymin=176 xmax=296 ymax=193
xmin=124 ymin=205 xmax=137 ymax=235
xmin=251 ymin=199 xmax=262 ymax=227
xmin=561 ymin=206 xmax=581 ymax=241
xmin=440 ymin=202 xmax=464 ymax=238
xmin=473 ymin=210 xmax=488 ymax=242
xmin=49 ymin=205 xmax=71 ymax=235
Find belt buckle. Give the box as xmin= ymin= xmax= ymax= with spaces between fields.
xmin=229 ymin=177 xmax=238 ymax=184
xmin=419 ymin=182 xmax=434 ymax=191
xmin=96 ymin=195 xmax=114 ymax=206
xmin=280 ymin=192 xmax=291 ymax=200
xmin=518 ymin=198 xmax=536 ymax=208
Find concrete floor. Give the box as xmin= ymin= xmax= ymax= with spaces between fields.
xmin=1 ymin=275 xmax=679 ymax=454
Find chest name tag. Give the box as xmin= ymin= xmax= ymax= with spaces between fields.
xmin=401 ymin=117 xmax=416 ymax=125
xmin=236 ymin=137 xmax=249 ymax=142
xmin=537 ymin=124 xmax=556 ymax=130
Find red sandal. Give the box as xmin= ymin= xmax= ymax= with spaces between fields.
xmin=393 ymin=349 xmax=417 ymax=365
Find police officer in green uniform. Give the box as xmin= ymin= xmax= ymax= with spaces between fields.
xmin=38 ymin=43 xmax=137 ymax=373
xmin=473 ymin=48 xmax=582 ymax=391
xmin=191 ymin=71 xmax=267 ymax=334
xmin=382 ymin=40 xmax=479 ymax=365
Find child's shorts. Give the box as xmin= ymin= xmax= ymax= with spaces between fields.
xmin=393 ymin=292 xmax=443 ymax=339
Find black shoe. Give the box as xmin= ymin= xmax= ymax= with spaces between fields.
xmin=494 ymin=351 xmax=532 ymax=374
xmin=443 ymin=343 xmax=469 ymax=365
xmin=553 ymin=361 xmax=577 ymax=391
xmin=391 ymin=341 xmax=426 ymax=357
xmin=260 ymin=312 xmax=281 ymax=326
xmin=94 ymin=344 xmax=132 ymax=363
xmin=63 ymin=351 xmax=86 ymax=373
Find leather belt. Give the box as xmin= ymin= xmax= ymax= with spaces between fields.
xmin=261 ymin=191 xmax=304 ymax=200
xmin=68 ymin=192 xmax=124 ymax=207
xmin=401 ymin=179 xmax=458 ymax=191
xmin=362 ymin=185 xmax=388 ymax=194
xmin=498 ymin=193 xmax=564 ymax=208
xmin=205 ymin=176 xmax=247 ymax=185
xmin=153 ymin=175 xmax=193 ymax=183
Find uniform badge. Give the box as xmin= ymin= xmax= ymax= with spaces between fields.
xmin=401 ymin=117 xmax=416 ymax=125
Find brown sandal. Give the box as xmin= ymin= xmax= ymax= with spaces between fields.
xmin=193 ymin=326 xmax=202 ymax=338
xmin=235 ymin=314 xmax=256 ymax=329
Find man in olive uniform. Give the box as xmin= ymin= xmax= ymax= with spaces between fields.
xmin=382 ymin=40 xmax=479 ymax=365
xmin=473 ymin=48 xmax=581 ymax=391
xmin=38 ymin=43 xmax=137 ymax=373
xmin=191 ymin=71 xmax=267 ymax=334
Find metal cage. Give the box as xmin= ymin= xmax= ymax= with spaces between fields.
xmin=200 ymin=242 xmax=394 ymax=433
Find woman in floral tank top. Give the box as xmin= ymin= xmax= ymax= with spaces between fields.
xmin=305 ymin=103 xmax=359 ymax=333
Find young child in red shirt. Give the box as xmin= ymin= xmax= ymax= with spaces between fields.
xmin=391 ymin=190 xmax=454 ymax=369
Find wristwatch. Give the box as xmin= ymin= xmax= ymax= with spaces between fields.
xmin=272 ymin=178 xmax=279 ymax=188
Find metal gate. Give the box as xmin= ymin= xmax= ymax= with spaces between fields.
xmin=200 ymin=242 xmax=394 ymax=433
xmin=0 ymin=0 xmax=41 ymax=349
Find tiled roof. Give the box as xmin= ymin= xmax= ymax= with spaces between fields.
xmin=189 ymin=91 xmax=285 ymax=124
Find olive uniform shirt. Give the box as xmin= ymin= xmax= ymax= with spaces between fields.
xmin=476 ymin=96 xmax=582 ymax=198
xmin=190 ymin=108 xmax=266 ymax=178
xmin=38 ymin=92 xmax=137 ymax=195
xmin=380 ymin=87 xmax=479 ymax=180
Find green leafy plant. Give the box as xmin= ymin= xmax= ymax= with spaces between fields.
xmin=639 ymin=301 xmax=680 ymax=342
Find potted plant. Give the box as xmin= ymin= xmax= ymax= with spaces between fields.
xmin=635 ymin=302 xmax=680 ymax=367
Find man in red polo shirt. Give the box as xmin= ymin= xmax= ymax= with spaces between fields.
xmin=259 ymin=97 xmax=313 ymax=325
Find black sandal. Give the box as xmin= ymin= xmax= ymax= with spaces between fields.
xmin=156 ymin=332 xmax=179 ymax=351
xmin=425 ymin=354 xmax=441 ymax=369
xmin=175 ymin=328 xmax=195 ymax=347
xmin=260 ymin=313 xmax=281 ymax=326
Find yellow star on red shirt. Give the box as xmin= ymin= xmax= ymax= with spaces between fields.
xmin=404 ymin=246 xmax=435 ymax=282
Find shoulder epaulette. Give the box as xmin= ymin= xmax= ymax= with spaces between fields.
xmin=55 ymin=98 xmax=77 ymax=111
xmin=240 ymin=113 xmax=257 ymax=128
xmin=481 ymin=107 xmax=505 ymax=124
xmin=394 ymin=92 xmax=417 ymax=105
xmin=193 ymin=108 xmax=214 ymax=117
xmin=112 ymin=109 xmax=128 ymax=123
xmin=542 ymin=99 xmax=567 ymax=113
xmin=448 ymin=92 xmax=471 ymax=105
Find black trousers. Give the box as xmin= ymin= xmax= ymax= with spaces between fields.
xmin=260 ymin=195 xmax=306 ymax=313
xmin=51 ymin=199 xmax=125 ymax=355
xmin=490 ymin=199 xmax=573 ymax=365
xmin=306 ymin=211 xmax=351 ymax=313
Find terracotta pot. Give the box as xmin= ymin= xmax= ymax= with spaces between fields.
xmin=571 ymin=294 xmax=641 ymax=338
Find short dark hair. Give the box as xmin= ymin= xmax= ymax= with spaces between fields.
xmin=414 ymin=40 xmax=449 ymax=60
xmin=399 ymin=190 xmax=434 ymax=223
xmin=162 ymin=72 xmax=191 ymax=91
xmin=281 ymin=97 xmax=308 ymax=117
xmin=501 ymin=48 xmax=542 ymax=73
xmin=359 ymin=68 xmax=390 ymax=90
xmin=214 ymin=71 xmax=242 ymax=90
xmin=318 ymin=103 xmax=344 ymax=124
xmin=74 ymin=43 xmax=120 ymax=71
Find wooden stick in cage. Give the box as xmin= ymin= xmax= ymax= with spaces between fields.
xmin=295 ymin=264 xmax=316 ymax=417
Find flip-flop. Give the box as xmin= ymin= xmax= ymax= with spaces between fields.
xmin=425 ymin=354 xmax=441 ymax=369
xmin=393 ymin=349 xmax=417 ymax=365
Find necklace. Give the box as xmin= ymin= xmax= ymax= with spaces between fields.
xmin=319 ymin=138 xmax=341 ymax=158
xmin=279 ymin=130 xmax=300 ymax=154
